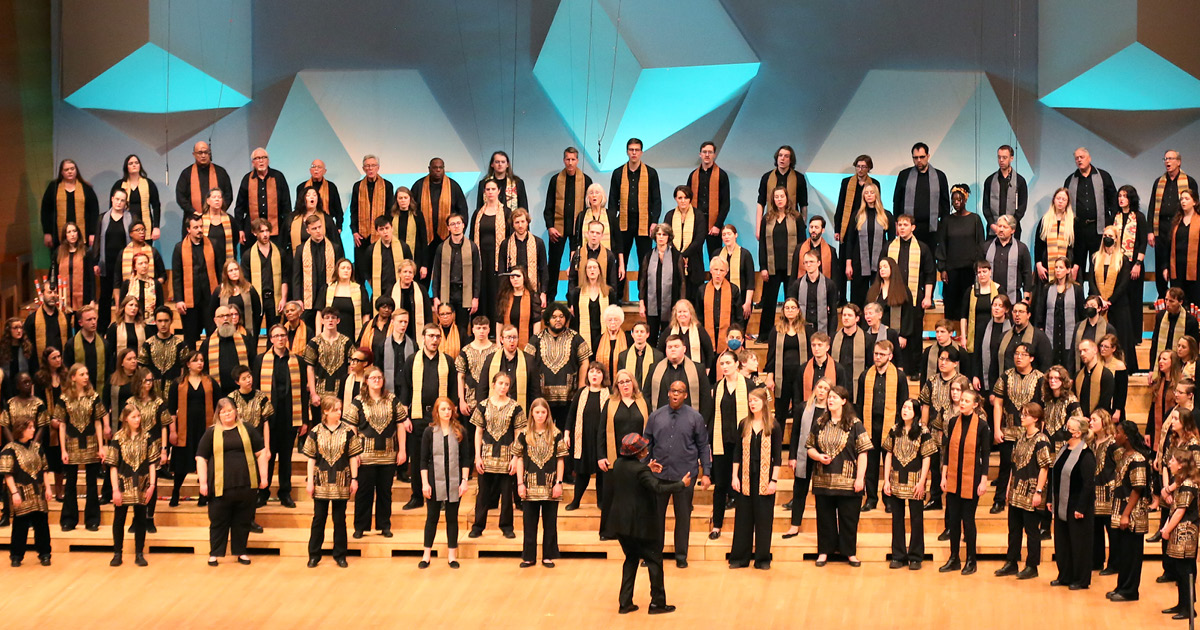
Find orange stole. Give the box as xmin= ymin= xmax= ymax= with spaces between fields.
xmin=703 ymin=282 xmax=733 ymax=353
xmin=357 ymin=177 xmax=388 ymax=241
xmin=189 ymin=166 xmax=218 ymax=214
xmin=1172 ymin=216 xmax=1200 ymax=282
xmin=420 ymin=178 xmax=452 ymax=241
xmin=173 ymin=377 xmax=214 ymax=447
xmin=180 ymin=238 xmax=218 ymax=308
xmin=57 ymin=248 xmax=86 ymax=310
xmin=55 ymin=183 xmax=87 ymax=242
xmin=618 ymin=163 xmax=650 ymax=234
xmin=802 ymin=358 xmax=836 ymax=401
xmin=288 ymin=321 xmax=309 ymax=357
xmin=249 ymin=175 xmax=280 ymax=235
xmin=595 ymin=329 xmax=628 ymax=378
xmin=947 ymin=413 xmax=979 ymax=498
xmin=502 ymin=293 xmax=533 ymax=348
xmin=797 ymin=239 xmax=833 ymax=278
xmin=202 ymin=213 xmax=235 ymax=262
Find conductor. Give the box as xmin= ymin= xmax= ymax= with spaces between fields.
xmin=607 ymin=432 xmax=693 ymax=615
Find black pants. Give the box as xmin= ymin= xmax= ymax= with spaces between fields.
xmin=207 ymin=487 xmax=256 ymax=557
xmin=309 ymin=497 xmax=348 ymax=560
xmin=946 ymin=494 xmax=979 ymax=561
xmin=655 ymin=483 xmax=695 ymax=561
xmin=1169 ymin=556 xmax=1197 ymax=612
xmin=522 ymin=500 xmax=559 ymax=562
xmin=547 ymin=235 xmax=569 ymax=302
xmin=1093 ymin=517 xmax=1112 ymax=570
xmin=927 ymin=452 xmax=942 ymax=502
xmin=571 ymin=469 xmax=603 ymax=509
xmin=98 ymin=274 xmax=115 ymax=330
xmin=815 ymin=493 xmax=860 ymax=556
xmin=407 ymin=421 xmax=429 ymax=503
xmin=710 ymin=453 xmax=733 ymax=529
xmin=645 ymin=315 xmax=664 ymax=347
xmin=266 ymin=423 xmax=298 ymax=497
xmin=619 ymin=234 xmax=652 ymax=302
xmin=473 ymin=471 xmax=515 ymax=533
xmin=424 ymin=499 xmax=460 ymax=548
xmin=145 ymin=483 xmax=158 ymax=520
xmin=180 ymin=297 xmax=210 ymax=346
xmin=705 ymin=234 xmax=722 ymax=266
xmin=1005 ymin=506 xmax=1040 ymax=566
xmin=890 ymin=496 xmax=924 ymax=562
xmin=864 ymin=445 xmax=883 ymax=504
xmin=1156 ymin=232 xmax=1172 ymax=300
xmin=61 ymin=462 xmax=100 ymax=529
xmin=942 ymin=267 xmax=974 ymax=321
xmin=1176 ymin=279 xmax=1200 ymax=310
xmin=849 ymin=273 xmax=875 ymax=308
xmin=993 ymin=441 xmax=1014 ymax=507
xmin=1163 ymin=508 xmax=1180 ymax=581
xmin=112 ymin=503 xmax=147 ymax=554
xmin=774 ymin=369 xmax=800 ymax=430
xmin=1076 ymin=224 xmax=1101 ymax=276
xmin=355 ymin=463 xmax=395 ymax=533
xmin=1110 ymin=528 xmax=1144 ymax=598
xmin=790 ymin=476 xmax=811 ymax=527
xmin=758 ymin=274 xmax=786 ymax=337
xmin=1053 ymin=514 xmax=1093 ymax=587
xmin=730 ymin=492 xmax=774 ymax=566
xmin=9 ymin=511 xmax=51 ymax=562
xmin=618 ymin=535 xmax=666 ymax=608
xmin=261 ymin=293 xmax=279 ymax=332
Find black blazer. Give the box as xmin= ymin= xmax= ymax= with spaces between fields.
xmin=604 ymin=455 xmax=685 ymax=540
xmin=1050 ymin=445 xmax=1097 ymax=519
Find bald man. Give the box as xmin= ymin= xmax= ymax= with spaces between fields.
xmin=1063 ymin=147 xmax=1116 ymax=275
xmin=175 ymin=140 xmax=233 ymax=216
xmin=235 ymin=147 xmax=291 ymax=245
xmin=294 ymin=159 xmax=344 ymax=232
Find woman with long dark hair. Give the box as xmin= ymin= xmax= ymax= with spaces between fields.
xmin=167 ymin=350 xmax=219 ymax=507
xmin=1105 ymin=420 xmax=1153 ymax=601
xmin=883 ymin=398 xmax=935 ymax=570
xmin=866 ymin=257 xmax=918 ymax=370
xmin=51 ymin=222 xmax=95 ymax=317
xmin=759 ymin=186 xmax=802 ymax=336
xmin=111 ymin=154 xmax=161 ymax=239
xmin=565 ymin=363 xmax=609 ymax=513
xmin=1033 ymin=256 xmax=1086 ymax=374
xmin=40 ymin=158 xmax=98 ymax=250
xmin=807 ymin=385 xmax=870 ymax=567
xmin=1160 ymin=449 xmax=1199 ymax=619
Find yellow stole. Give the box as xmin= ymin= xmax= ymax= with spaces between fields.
xmin=33 ymin=308 xmax=68 ymax=355
xmin=341 ymin=374 xmax=364 ymax=417
xmin=1154 ymin=170 xmax=1192 ymax=233
xmin=287 ymin=320 xmax=309 ymax=357
xmin=392 ymin=208 xmax=421 ymax=254
xmin=323 ymin=283 xmax=365 ymax=340
xmin=259 ymin=350 xmax=303 ymax=427
xmin=207 ymin=335 xmax=248 ymax=381
xmin=300 ymin=177 xmax=330 ymax=213
xmin=114 ymin=321 xmax=146 ymax=354
xmin=357 ymin=177 xmax=388 ymax=240
xmin=488 ymin=349 xmax=530 ymax=411
xmin=127 ymin=277 xmax=158 ymax=321
xmin=1075 ymin=364 xmax=1105 ymax=413
xmin=56 ymin=183 xmax=86 ymax=242
xmin=713 ymin=376 xmax=748 ymax=456
xmin=300 ymin=237 xmax=336 ymax=308
xmin=212 ymin=421 xmax=257 ymax=497
xmin=248 ymin=175 xmax=280 ymax=235
xmin=605 ymin=396 xmax=648 ymax=462
xmin=201 ymin=212 xmax=235 ymax=262
xmin=740 ymin=423 xmax=774 ymax=494
xmin=409 ymin=352 xmax=450 ymax=420
xmin=577 ymin=246 xmax=610 ymax=288
xmin=74 ymin=333 xmax=105 ymax=395
xmin=690 ymin=165 xmax=721 ymax=232
xmin=888 ymin=237 xmax=922 ymax=305
xmin=502 ymin=291 xmax=533 ymax=349
xmin=721 ymin=245 xmax=744 ymax=290
xmin=472 ymin=207 xmax=507 ymax=272
xmin=121 ymin=178 xmax=150 ymax=219
xmin=290 ymin=212 xmax=328 ymax=253
xmin=505 ymin=234 xmax=541 ymax=291
xmin=573 ymin=388 xmax=609 ymax=458
xmin=671 ymin=324 xmax=704 ymax=365
xmin=671 ymin=208 xmax=696 ymax=253
xmin=595 ymin=327 xmax=628 ymax=379
xmin=248 ymin=242 xmax=283 ymax=300
xmin=553 ymin=169 xmax=586 ymax=234
xmin=766 ymin=168 xmax=800 ymax=218
xmin=618 ymin=163 xmax=650 ymax=234
xmin=120 ymin=243 xmax=155 ymax=281
xmin=862 ymin=364 xmax=898 ymax=437
xmin=391 ymin=282 xmax=428 ymax=334
xmin=581 ymin=207 xmax=613 ymax=251
xmin=420 ymin=177 xmax=452 ymax=241
xmin=189 ymin=165 xmax=217 ymax=214
xmin=577 ymin=286 xmax=610 ymax=349
xmin=1045 ymin=214 xmax=1071 ymax=261
xmin=703 ymin=281 xmax=733 ymax=353
xmin=371 ymin=241 xmax=406 ymax=296
xmin=440 ymin=324 xmax=461 ymax=360
xmin=1092 ymin=250 xmax=1120 ymax=299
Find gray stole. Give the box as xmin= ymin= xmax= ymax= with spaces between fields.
xmin=1054 ymin=441 xmax=1085 ymax=521
xmin=986 ymin=239 xmax=1020 ymax=303
xmin=868 ymin=325 xmax=890 ymax=347
xmin=430 ymin=425 xmax=462 ymax=502
xmin=645 ymin=247 xmax=675 ymax=318
xmin=990 ymin=171 xmax=1019 ymax=218
xmin=981 ymin=320 xmax=1012 ymax=390
xmin=95 ymin=210 xmax=135 ymax=272
xmin=903 ymin=166 xmax=940 ymax=231
xmin=796 ymin=274 xmax=829 ymax=332
xmin=857 ymin=211 xmax=885 ymax=269
xmin=383 ymin=337 xmax=414 ymax=394
xmin=1045 ymin=285 xmax=1077 ymax=354
xmin=795 ymin=403 xmax=824 ymax=479
xmin=1067 ymin=170 xmax=1107 ymax=235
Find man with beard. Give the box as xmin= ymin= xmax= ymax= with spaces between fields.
xmin=172 ymin=215 xmax=218 ymax=344
xmin=24 ymin=282 xmax=69 ymax=374
xmin=525 ymin=304 xmax=591 ymax=434
xmin=202 ymin=305 xmax=251 ymax=396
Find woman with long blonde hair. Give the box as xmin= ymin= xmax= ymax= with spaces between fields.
xmin=1035 ymin=187 xmax=1077 ymax=282
xmin=1033 ymin=256 xmax=1086 ymax=373
xmin=55 ymin=363 xmax=106 ymax=531
xmin=106 ymin=404 xmax=158 ymax=566
xmin=1148 ymin=350 xmax=1182 ymax=456
xmin=1088 ymin=408 xmax=1120 ymax=575
xmin=514 ymin=397 xmax=568 ymax=567
xmin=729 ymin=387 xmax=781 ymax=569
xmin=845 ymin=183 xmax=893 ymax=305
xmin=568 ymin=258 xmax=613 ymax=354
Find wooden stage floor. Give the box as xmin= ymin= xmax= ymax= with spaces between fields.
xmin=0 ymin=554 xmax=1179 ymax=628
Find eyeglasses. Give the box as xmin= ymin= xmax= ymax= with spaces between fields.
xmin=350 ymin=357 xmax=367 ymax=363
xmin=194 ymin=150 xmax=211 ymax=155
xmin=616 ymin=379 xmax=633 ymax=385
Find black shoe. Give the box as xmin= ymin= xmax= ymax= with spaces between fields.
xmin=279 ymin=494 xmax=296 ymax=509
xmin=815 ymin=558 xmax=827 ymax=567
xmin=467 ymin=529 xmax=483 ymax=539
xmin=1108 ymin=592 xmax=1137 ymax=602
xmin=146 ymin=520 xmax=157 ymax=534
xmin=939 ymin=558 xmax=961 ymax=573
xmin=889 ymin=559 xmax=905 ymax=569
xmin=85 ymin=524 xmax=99 ymax=532
xmin=848 ymin=559 xmax=862 ymax=568
xmin=207 ymin=559 xmax=218 ymax=567
xmin=1173 ymin=612 xmax=1194 ymax=620
xmin=335 ymin=557 xmax=348 ymax=568
xmin=168 ymin=497 xmax=180 ymax=508
xmin=110 ymin=554 xmax=122 ymax=567
xmin=753 ymin=561 xmax=770 ymax=570
xmin=618 ymin=604 xmax=639 ymax=614
xmin=197 ymin=496 xmax=208 ymax=507
xmin=782 ymin=499 xmax=793 ymax=511
xmin=502 ymin=529 xmax=516 ymax=539
xmin=307 ymin=557 xmax=319 ymax=568
xmin=38 ymin=556 xmax=50 ymax=566
xmin=135 ymin=553 xmax=148 ymax=567
xmin=1147 ymin=531 xmax=1163 ymax=543
xmin=1039 ymin=529 xmax=1052 ymax=541
xmin=10 ymin=559 xmax=19 ymax=567
xmin=1157 ymin=574 xmax=1176 ymax=583
xmin=381 ymin=529 xmax=393 ymax=538
xmin=249 ymin=522 xmax=264 ymax=534
xmin=884 ymin=502 xmax=892 ymax=514
xmin=1098 ymin=567 xmax=1117 ymax=576
xmin=0 ymin=514 xmax=9 ymax=528
xmin=353 ymin=530 xmax=364 ymax=539
xmin=61 ymin=524 xmax=76 ymax=532
xmin=647 ymin=604 xmax=676 ymax=615
xmin=1163 ymin=606 xmax=1183 ymax=615
xmin=781 ymin=531 xmax=799 ymax=539
xmin=675 ymin=558 xmax=688 ymax=569
xmin=961 ymin=560 xmax=977 ymax=575
xmin=923 ymin=499 xmax=942 ymax=511
xmin=708 ymin=530 xmax=721 ymax=540
xmin=909 ymin=560 xmax=922 ymax=571
xmin=448 ymin=560 xmax=460 ymax=569
xmin=989 ymin=503 xmax=1005 ymax=514
xmin=860 ymin=500 xmax=875 ymax=512
xmin=402 ymin=498 xmax=423 ymax=510
xmin=256 ymin=494 xmax=268 ymax=508
xmin=237 ymin=556 xmax=251 ymax=565
xmin=1016 ymin=566 xmax=1038 ymax=580
xmin=128 ymin=523 xmax=136 ymax=533
xmin=417 ymin=560 xmax=429 ymax=569
xmin=728 ymin=562 xmax=749 ymax=569
xmin=520 ymin=560 xmax=535 ymax=568
xmin=1068 ymin=583 xmax=1087 ymax=590
xmin=564 ymin=502 xmax=580 ymax=512
xmin=1050 ymin=579 xmax=1066 ymax=587
xmin=994 ymin=561 xmax=1018 ymax=577
xmin=937 ymin=529 xmax=950 ymax=541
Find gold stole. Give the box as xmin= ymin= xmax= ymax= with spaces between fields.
xmin=506 ymin=234 xmax=541 ymax=291
xmin=649 ymin=359 xmax=700 ymax=409
xmin=34 ymin=308 xmax=68 ymax=355
xmin=392 ymin=209 xmax=420 ymax=255
xmin=618 ymin=163 xmax=650 ymax=234
xmin=721 ymin=245 xmax=744 ymax=290
xmin=120 ymin=243 xmax=155 ymax=281
xmin=323 ymin=283 xmax=364 ymax=340
xmin=207 ymin=335 xmax=248 ymax=381
xmin=300 ymin=178 xmax=330 ymax=213
xmin=189 ymin=165 xmax=218 ymax=214
xmin=797 ymin=239 xmax=833 ymax=278
xmin=862 ymin=364 xmax=898 ymax=437
xmin=121 ymin=178 xmax=150 ymax=218
xmin=410 ymin=352 xmax=449 ymax=420
xmin=439 ymin=239 xmax=476 ymax=307
xmin=174 ymin=377 xmax=214 ymax=446
xmin=713 ymin=377 xmax=748 ymax=456
xmin=573 ymin=388 xmax=609 ymax=458
xmin=472 ymin=208 xmax=507 ymax=272
xmin=595 ymin=327 xmax=628 ymax=378
xmin=671 ymin=208 xmax=696 ymax=253
xmin=1075 ymin=364 xmax=1105 ymax=413
xmin=357 ymin=177 xmax=388 ymax=240
xmin=288 ymin=321 xmax=309 ymax=357
xmin=1158 ymin=311 xmax=1185 ymax=359
xmin=703 ymin=282 xmax=733 ymax=353
xmin=582 ymin=208 xmax=613 ymax=251
xmin=671 ymin=324 xmax=703 ymax=365
xmin=839 ymin=177 xmax=859 ymax=238
xmin=740 ymin=424 xmax=774 ymax=494
xmin=213 ymin=421 xmax=257 ymax=497
xmin=802 ymin=358 xmax=837 ymax=401
xmin=1074 ymin=320 xmax=1107 ymax=359
xmin=690 ymin=165 xmax=721 ymax=232
xmin=997 ymin=326 xmax=1034 ymax=375
xmin=1092 ymin=251 xmax=1120 ymax=299
xmin=623 ymin=346 xmax=654 ymax=383
xmin=577 ymin=246 xmax=610 ymax=287
xmin=201 ymin=213 xmax=235 ymax=262
xmin=259 ymin=351 xmax=303 ymax=427
xmin=57 ymin=248 xmax=86 ymax=310
xmin=114 ymin=322 xmax=146 ymax=354
xmin=764 ymin=216 xmax=796 ymax=273
xmin=74 ymin=333 xmax=106 ymax=392
xmin=773 ymin=329 xmax=808 ymax=397
xmin=300 ymin=238 xmax=336 ymax=308
xmin=1045 ymin=215 xmax=1071 ymax=261
xmin=887 ymin=237 xmax=922 ymax=305
xmin=55 ymin=183 xmax=86 ymax=242
xmin=392 ymin=283 xmax=428 ymax=334
xmin=489 ymin=350 xmax=529 ymax=410
xmin=605 ymin=396 xmax=648 ymax=462
xmin=290 ymin=212 xmax=325 ymax=253
xmin=420 ymin=178 xmax=452 ymax=241
xmin=965 ymin=283 xmax=999 ymax=353
xmin=553 ymin=169 xmax=586 ymax=234
xmin=181 ymin=238 xmax=217 ymax=308
xmin=248 ymin=175 xmax=280 ymax=235
xmin=577 ymin=287 xmax=610 ymax=349
xmin=441 ymin=324 xmax=461 ymax=360
xmin=766 ymin=168 xmax=800 ymax=218
xmin=371 ymin=241 xmax=406 ymax=296
xmin=1155 ymin=170 xmax=1192 ymax=233
xmin=249 ymin=243 xmax=283 ymax=300
xmin=504 ymin=292 xmax=533 ymax=349
xmin=1172 ymin=216 xmax=1200 ymax=282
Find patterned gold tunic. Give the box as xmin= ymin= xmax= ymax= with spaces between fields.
xmin=1091 ymin=436 xmax=1120 ymax=516
xmin=807 ymin=418 xmax=872 ymax=496
xmin=455 ymin=342 xmax=495 ymax=411
xmin=470 ymin=398 xmax=527 ymax=473
xmin=54 ymin=392 xmax=105 ymax=465
xmin=0 ymin=440 xmax=48 ymax=516
xmin=228 ymin=390 xmax=274 ymax=431
xmin=513 ymin=426 xmax=569 ymax=501
xmin=1042 ymin=393 xmax=1081 ymax=454
xmin=139 ymin=334 xmax=187 ymax=391
xmin=992 ymin=368 xmax=1044 ymax=441
xmin=302 ymin=420 xmax=362 ymax=500
xmin=347 ymin=393 xmax=403 ymax=466
xmin=526 ymin=329 xmax=590 ymax=403
xmin=0 ymin=396 xmax=49 ymax=432
xmin=1110 ymin=451 xmax=1151 ymax=534
xmin=1167 ymin=480 xmax=1199 ymax=559
xmin=917 ymin=374 xmax=955 ymax=441
xmin=882 ymin=428 xmax=937 ymax=500
xmin=304 ymin=333 xmax=353 ymax=398
xmin=125 ymin=395 xmax=169 ymax=454
xmin=104 ymin=428 xmax=159 ymax=505
xmin=1008 ymin=431 xmax=1053 ymax=511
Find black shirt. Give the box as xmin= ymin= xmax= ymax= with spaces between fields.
xmin=198 ymin=424 xmax=265 ymax=491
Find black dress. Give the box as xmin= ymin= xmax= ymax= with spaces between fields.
xmin=566 ymin=389 xmax=605 ymax=476
xmin=168 ymin=379 xmax=219 ymax=476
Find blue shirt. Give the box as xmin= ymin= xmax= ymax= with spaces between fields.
xmin=644 ymin=404 xmax=711 ymax=481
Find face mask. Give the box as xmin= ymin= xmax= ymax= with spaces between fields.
xmin=1102 ymin=236 xmax=1115 ymax=248
xmin=726 ymin=338 xmax=743 ymax=351
xmin=1084 ymin=306 xmax=1098 ymax=319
